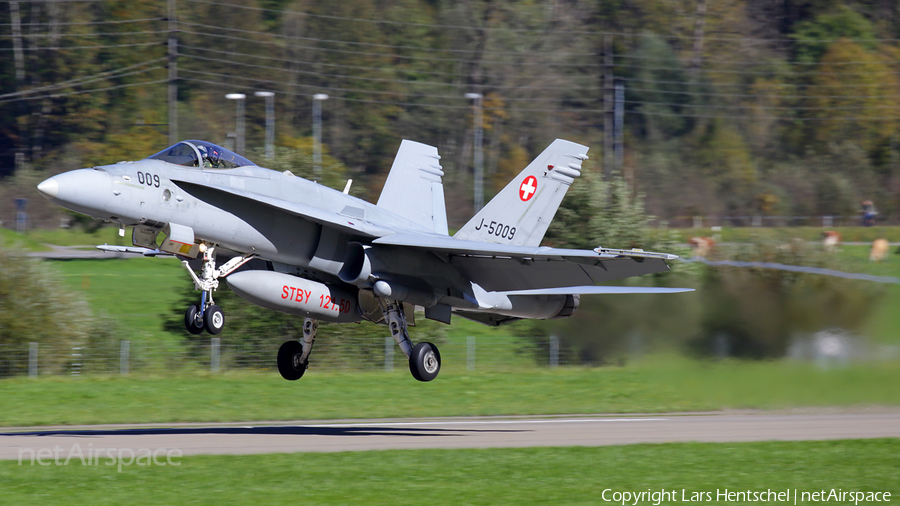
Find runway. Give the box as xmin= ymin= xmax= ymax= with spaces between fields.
xmin=1 ymin=411 xmax=898 ymax=459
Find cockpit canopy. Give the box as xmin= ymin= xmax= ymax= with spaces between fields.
xmin=146 ymin=140 xmax=255 ymax=169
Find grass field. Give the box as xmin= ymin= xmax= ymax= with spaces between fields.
xmin=40 ymin=244 xmax=900 ymax=345
xmin=0 ymin=227 xmax=50 ymax=251
xmin=2 ymin=439 xmax=897 ymax=505
xmin=654 ymin=225 xmax=900 ymax=243
xmin=2 ymin=358 xmax=899 ymax=427
xmin=25 ymin=225 xmax=127 ymax=248
xmin=49 ymin=257 xmax=187 ymax=344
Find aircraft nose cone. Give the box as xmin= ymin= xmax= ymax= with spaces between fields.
xmin=35 ymin=168 xmax=113 ymax=217
xmin=37 ymin=178 xmax=59 ymax=198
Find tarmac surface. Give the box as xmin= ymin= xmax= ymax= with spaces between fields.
xmin=2 ymin=411 xmax=898 ymax=459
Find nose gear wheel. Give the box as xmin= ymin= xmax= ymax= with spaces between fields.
xmin=179 ymin=244 xmax=253 ymax=336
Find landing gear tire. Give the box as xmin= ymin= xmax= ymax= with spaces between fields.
xmin=277 ymin=341 xmax=307 ymax=381
xmin=184 ymin=304 xmax=205 ymax=335
xmin=204 ymin=305 xmax=225 ymax=335
xmin=409 ymin=342 xmax=441 ymax=382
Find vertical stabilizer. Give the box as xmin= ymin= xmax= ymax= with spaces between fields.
xmin=377 ymin=140 xmax=448 ymax=235
xmin=454 ymin=139 xmax=589 ymax=247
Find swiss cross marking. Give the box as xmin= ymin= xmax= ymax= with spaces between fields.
xmin=519 ymin=176 xmax=537 ymax=202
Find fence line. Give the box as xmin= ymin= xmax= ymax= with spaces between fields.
xmin=653 ymin=214 xmax=900 ymax=229
xmin=0 ymin=336 xmax=576 ymax=378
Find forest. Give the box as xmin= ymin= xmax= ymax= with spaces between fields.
xmin=2 ymin=0 xmax=900 ymax=231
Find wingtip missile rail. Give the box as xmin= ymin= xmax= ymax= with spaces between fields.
xmin=593 ymin=247 xmax=681 ymax=261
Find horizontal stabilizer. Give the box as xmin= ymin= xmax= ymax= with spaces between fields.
xmin=496 ymin=286 xmax=694 ymax=296
xmin=374 ymin=232 xmax=680 ymax=261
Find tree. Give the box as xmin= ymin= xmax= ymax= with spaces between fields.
xmin=792 ymin=6 xmax=878 ymax=63
xmin=806 ymin=38 xmax=900 ymax=155
xmin=543 ymin=167 xmax=648 ymax=251
xmin=0 ymin=247 xmax=95 ymax=375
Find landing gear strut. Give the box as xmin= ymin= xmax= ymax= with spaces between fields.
xmin=181 ymin=243 xmax=253 ymax=335
xmin=277 ymin=318 xmax=318 ymax=380
xmin=381 ymin=299 xmax=441 ymax=382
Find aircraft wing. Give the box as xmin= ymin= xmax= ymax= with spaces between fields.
xmin=497 ymin=286 xmax=693 ymax=295
xmin=373 ymin=233 xmax=678 ymax=292
xmin=96 ymin=244 xmax=174 ymax=257
xmin=172 ymin=179 xmax=395 ymax=238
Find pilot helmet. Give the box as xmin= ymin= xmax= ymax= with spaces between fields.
xmin=209 ymin=146 xmax=221 ymax=163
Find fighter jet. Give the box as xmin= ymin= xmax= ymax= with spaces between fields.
xmin=37 ymin=139 xmax=690 ymax=382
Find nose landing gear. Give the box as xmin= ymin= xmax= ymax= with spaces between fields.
xmin=180 ymin=243 xmax=253 ymax=335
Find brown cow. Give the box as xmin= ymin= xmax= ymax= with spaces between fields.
xmin=822 ymin=231 xmax=841 ymax=253
xmin=689 ymin=237 xmax=715 ymax=258
xmin=870 ymin=238 xmax=889 ymax=262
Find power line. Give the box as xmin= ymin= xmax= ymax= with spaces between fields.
xmin=178 ymin=29 xmax=501 ymax=65
xmin=0 ymin=67 xmax=166 ymax=103
xmin=0 ymin=78 xmax=168 ymax=104
xmin=176 ymin=28 xmax=900 ymax=77
xmin=0 ymin=30 xmax=168 ymax=39
xmin=181 ymin=44 xmax=602 ymax=91
xmin=624 ymin=86 xmax=900 ymax=100
xmin=177 ymin=70 xmax=900 ymax=121
xmin=621 ymin=76 xmax=899 ymax=89
xmin=626 ymin=99 xmax=900 ymax=111
xmin=179 ymin=66 xmax=900 ymax=112
xmin=178 ymin=51 xmax=603 ymax=93
xmin=616 ymin=61 xmax=900 ymax=77
xmin=183 ymin=0 xmax=900 ymax=43
xmin=0 ymin=58 xmax=166 ymax=99
xmin=0 ymin=17 xmax=162 ymax=27
xmin=178 ymin=48 xmax=900 ymax=103
xmin=629 ymin=109 xmax=900 ymax=121
xmin=617 ymin=52 xmax=900 ymax=67
xmin=180 ymin=68 xmax=576 ymax=103
xmin=177 ymin=20 xmax=899 ymax=70
xmin=6 ymin=0 xmax=130 ymax=3
xmin=178 ymin=21 xmax=597 ymax=57
xmin=0 ymin=42 xmax=163 ymax=51
xmin=179 ymin=44 xmax=464 ymax=80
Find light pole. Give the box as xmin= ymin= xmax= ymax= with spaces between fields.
xmin=465 ymin=92 xmax=484 ymax=212
xmin=254 ymin=91 xmax=275 ymax=160
xmin=225 ymin=93 xmax=246 ymax=154
xmin=312 ymin=93 xmax=328 ymax=181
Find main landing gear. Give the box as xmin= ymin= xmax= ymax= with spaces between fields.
xmin=275 ymin=300 xmax=441 ymax=383
xmin=181 ymin=243 xmax=254 ymax=335
xmin=277 ymin=318 xmax=318 ymax=380
xmin=382 ymin=299 xmax=441 ymax=382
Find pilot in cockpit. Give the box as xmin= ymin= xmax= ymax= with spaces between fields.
xmin=197 ymin=144 xmax=225 ymax=169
